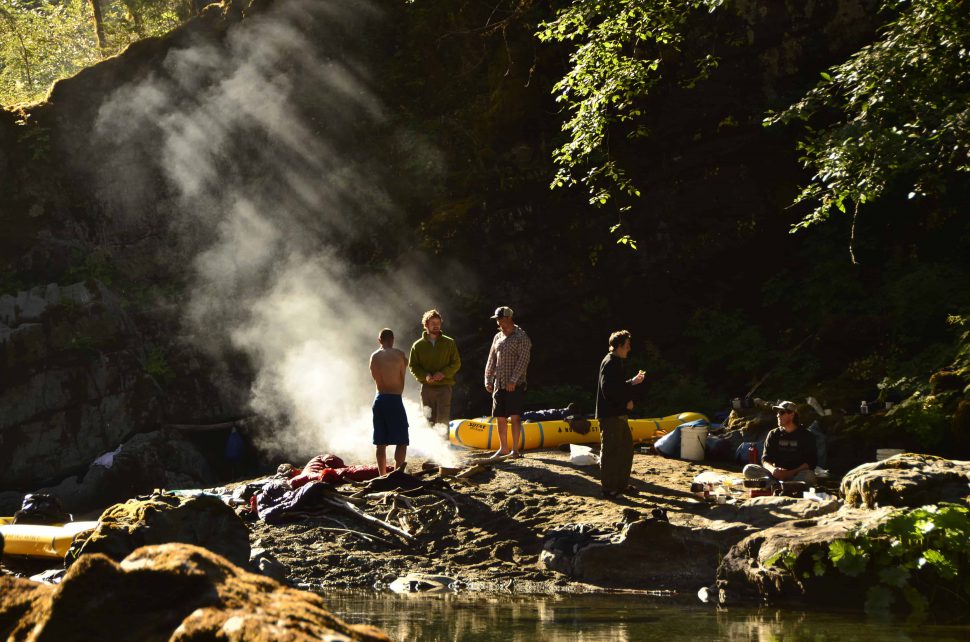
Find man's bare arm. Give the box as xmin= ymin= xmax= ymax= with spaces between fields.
xmin=369 ymin=354 xmax=382 ymax=388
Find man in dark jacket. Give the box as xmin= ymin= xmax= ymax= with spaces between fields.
xmin=596 ymin=330 xmax=645 ymax=498
xmin=743 ymin=400 xmax=817 ymax=485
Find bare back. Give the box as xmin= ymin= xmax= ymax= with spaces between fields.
xmin=370 ymin=347 xmax=408 ymax=394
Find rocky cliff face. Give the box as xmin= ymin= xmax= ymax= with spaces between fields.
xmin=0 ymin=1 xmax=270 ymax=491
xmin=0 ymin=281 xmax=160 ymax=488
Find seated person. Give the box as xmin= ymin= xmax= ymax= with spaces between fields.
xmin=743 ymin=400 xmax=817 ymax=485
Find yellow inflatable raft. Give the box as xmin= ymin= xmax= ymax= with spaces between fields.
xmin=449 ymin=412 xmax=707 ymax=451
xmin=0 ymin=520 xmax=99 ymax=559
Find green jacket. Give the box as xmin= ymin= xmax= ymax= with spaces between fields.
xmin=409 ymin=332 xmax=461 ymax=386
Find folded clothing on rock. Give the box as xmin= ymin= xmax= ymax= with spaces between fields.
xmin=258 ymin=481 xmax=338 ymax=524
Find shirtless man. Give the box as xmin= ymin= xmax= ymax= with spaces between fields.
xmin=369 ymin=328 xmax=409 ymax=474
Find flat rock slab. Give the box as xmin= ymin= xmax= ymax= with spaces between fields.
xmin=841 ymin=453 xmax=970 ymax=508
xmin=0 ymin=543 xmax=390 ymax=641
xmin=700 ymin=495 xmax=841 ymax=530
xmin=540 ymin=497 xmax=841 ymax=589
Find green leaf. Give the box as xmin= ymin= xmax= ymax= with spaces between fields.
xmin=923 ymin=549 xmax=958 ymax=580
xmin=765 ymin=548 xmax=795 ymax=570
xmin=829 ymin=540 xmax=868 ymax=577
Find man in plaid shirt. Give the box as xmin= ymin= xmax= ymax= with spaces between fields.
xmin=484 ymin=306 xmax=532 ymax=458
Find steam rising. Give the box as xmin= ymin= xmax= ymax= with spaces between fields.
xmin=90 ymin=0 xmax=458 ymax=467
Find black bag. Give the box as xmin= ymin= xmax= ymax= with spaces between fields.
xmin=568 ymin=417 xmax=592 ymax=435
xmin=13 ymin=493 xmax=72 ymax=525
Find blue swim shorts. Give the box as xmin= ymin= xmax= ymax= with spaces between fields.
xmin=372 ymin=393 xmax=410 ymax=445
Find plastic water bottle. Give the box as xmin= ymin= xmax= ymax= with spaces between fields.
xmin=860 ymin=401 xmax=869 ymax=415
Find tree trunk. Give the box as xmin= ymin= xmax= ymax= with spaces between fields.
xmin=87 ymin=0 xmax=107 ymax=55
xmin=0 ymin=9 xmax=33 ymax=91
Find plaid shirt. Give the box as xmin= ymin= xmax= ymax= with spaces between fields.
xmin=484 ymin=325 xmax=531 ymax=388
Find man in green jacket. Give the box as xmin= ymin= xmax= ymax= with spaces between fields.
xmin=409 ymin=309 xmax=461 ymax=432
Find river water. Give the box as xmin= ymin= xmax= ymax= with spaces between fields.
xmin=324 ymin=591 xmax=969 ymax=641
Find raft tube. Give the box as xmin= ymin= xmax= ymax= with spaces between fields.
xmin=449 ymin=412 xmax=707 ymax=451
xmin=0 ymin=520 xmax=99 ymax=559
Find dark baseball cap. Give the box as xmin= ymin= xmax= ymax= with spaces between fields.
xmin=490 ymin=306 xmax=514 ymax=319
xmin=772 ymin=400 xmax=797 ymax=413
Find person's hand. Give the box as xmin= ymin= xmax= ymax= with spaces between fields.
xmin=632 ymin=370 xmax=645 ymax=385
xmin=486 ymin=384 xmax=494 ymax=393
xmin=771 ymin=468 xmax=792 ymax=481
xmin=425 ymin=375 xmax=434 ymax=384
xmin=505 ymin=383 xmax=516 ymax=392
xmin=626 ymin=400 xmax=634 ymax=411
xmin=433 ymin=372 xmax=444 ymax=382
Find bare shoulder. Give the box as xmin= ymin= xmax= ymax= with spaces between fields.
xmin=394 ymin=348 xmax=408 ymax=362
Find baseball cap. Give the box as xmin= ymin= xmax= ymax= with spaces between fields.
xmin=490 ymin=306 xmax=514 ymax=320
xmin=771 ymin=400 xmax=797 ymax=413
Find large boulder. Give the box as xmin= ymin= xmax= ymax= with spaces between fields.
xmin=68 ymin=493 xmax=249 ymax=568
xmin=840 ymin=453 xmax=970 ymax=508
xmin=717 ymin=455 xmax=970 ymax=611
xmin=0 ymin=576 xmax=47 ymax=638
xmin=715 ymin=506 xmax=896 ymax=605
xmin=0 ymin=543 xmax=390 ymax=641
xmin=540 ymin=497 xmax=840 ymax=588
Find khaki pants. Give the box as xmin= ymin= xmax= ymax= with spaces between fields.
xmin=420 ymin=385 xmax=453 ymax=426
xmin=599 ymin=415 xmax=633 ymax=493
xmin=743 ymin=464 xmax=817 ymax=485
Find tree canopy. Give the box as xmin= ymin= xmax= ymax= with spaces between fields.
xmin=767 ymin=0 xmax=970 ymax=261
xmin=537 ymin=0 xmax=723 ymax=247
xmin=539 ymin=0 xmax=969 ymax=252
xmin=0 ymin=0 xmax=193 ymax=106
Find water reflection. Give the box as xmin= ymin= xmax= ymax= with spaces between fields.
xmin=321 ymin=591 xmax=970 ymax=641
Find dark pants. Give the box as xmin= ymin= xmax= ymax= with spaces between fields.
xmin=420 ymin=384 xmax=453 ymax=426
xmin=492 ymin=386 xmax=525 ymax=417
xmin=599 ymin=415 xmax=633 ymax=493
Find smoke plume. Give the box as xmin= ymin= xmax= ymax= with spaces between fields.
xmin=90 ymin=0 xmax=459 ymax=467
